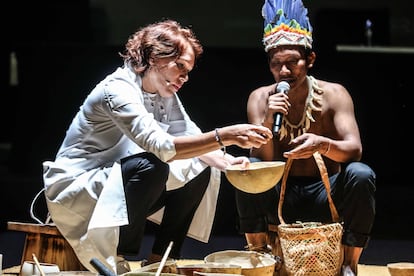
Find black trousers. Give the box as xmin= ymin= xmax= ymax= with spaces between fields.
xmin=235 ymin=161 xmax=376 ymax=248
xmin=117 ymin=152 xmax=211 ymax=258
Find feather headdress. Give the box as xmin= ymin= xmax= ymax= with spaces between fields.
xmin=262 ymin=0 xmax=313 ymax=51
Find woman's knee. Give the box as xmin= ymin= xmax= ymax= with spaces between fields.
xmin=121 ymin=152 xmax=169 ymax=185
xmin=143 ymin=152 xmax=169 ymax=178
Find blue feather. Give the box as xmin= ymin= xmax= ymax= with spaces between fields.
xmin=262 ymin=0 xmax=277 ymax=26
xmin=262 ymin=0 xmax=312 ymax=32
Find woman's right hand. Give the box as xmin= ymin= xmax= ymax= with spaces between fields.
xmin=220 ymin=124 xmax=273 ymax=149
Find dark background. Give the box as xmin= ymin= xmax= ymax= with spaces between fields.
xmin=0 ymin=0 xmax=413 ymax=266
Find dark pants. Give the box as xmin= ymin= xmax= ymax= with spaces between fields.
xmin=235 ymin=161 xmax=376 ymax=248
xmin=118 ymin=152 xmax=211 ymax=258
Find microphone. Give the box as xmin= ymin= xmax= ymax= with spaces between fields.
xmin=273 ymin=81 xmax=290 ymax=135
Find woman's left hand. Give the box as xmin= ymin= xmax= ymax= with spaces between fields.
xmin=229 ymin=156 xmax=250 ymax=168
xmin=206 ymin=153 xmax=250 ymax=172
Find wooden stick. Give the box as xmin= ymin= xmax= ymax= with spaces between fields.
xmin=32 ymin=253 xmax=46 ymax=276
xmin=155 ymin=241 xmax=174 ymax=276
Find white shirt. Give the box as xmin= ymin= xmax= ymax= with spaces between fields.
xmin=43 ymin=65 xmax=221 ymax=272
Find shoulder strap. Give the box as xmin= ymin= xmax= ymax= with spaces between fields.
xmin=278 ymin=152 xmax=340 ymax=224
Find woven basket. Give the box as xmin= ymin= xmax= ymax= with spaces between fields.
xmin=277 ymin=152 xmax=343 ymax=276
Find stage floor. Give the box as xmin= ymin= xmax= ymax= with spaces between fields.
xmin=1 ymin=232 xmax=413 ymax=275
xmin=2 ymin=261 xmax=390 ymax=276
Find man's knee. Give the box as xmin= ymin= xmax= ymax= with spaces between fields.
xmin=345 ymin=162 xmax=376 ymax=192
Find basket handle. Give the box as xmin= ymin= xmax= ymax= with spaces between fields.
xmin=277 ymin=151 xmax=340 ymax=224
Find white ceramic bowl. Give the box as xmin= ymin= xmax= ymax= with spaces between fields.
xmin=46 ymin=272 xmax=98 ymax=276
xmin=20 ymin=261 xmax=60 ymax=276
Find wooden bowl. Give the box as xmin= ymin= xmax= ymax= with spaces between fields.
xmin=225 ymin=161 xmax=285 ymax=193
xmin=176 ymin=263 xmax=242 ymax=275
xmin=133 ymin=260 xmax=177 ymax=274
xmin=204 ymin=250 xmax=276 ymax=276
xmin=193 ymin=273 xmax=243 ymax=276
xmin=387 ymin=262 xmax=414 ymax=276
xmin=122 ymin=273 xmax=180 ymax=276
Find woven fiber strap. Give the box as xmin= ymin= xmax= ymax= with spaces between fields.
xmin=278 ymin=151 xmax=340 ymax=224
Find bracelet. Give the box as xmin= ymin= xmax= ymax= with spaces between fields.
xmin=214 ymin=128 xmax=226 ymax=155
xmin=324 ymin=139 xmax=331 ymax=155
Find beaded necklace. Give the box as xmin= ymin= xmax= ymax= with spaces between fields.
xmin=278 ymin=76 xmax=323 ymax=141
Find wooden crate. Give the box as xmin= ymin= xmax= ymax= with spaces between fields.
xmin=7 ymin=221 xmax=86 ymax=272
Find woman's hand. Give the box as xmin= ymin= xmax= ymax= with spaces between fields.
xmin=199 ymin=152 xmax=250 ymax=172
xmin=228 ymin=156 xmax=250 ymax=168
xmin=221 ymin=124 xmax=273 ymax=149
